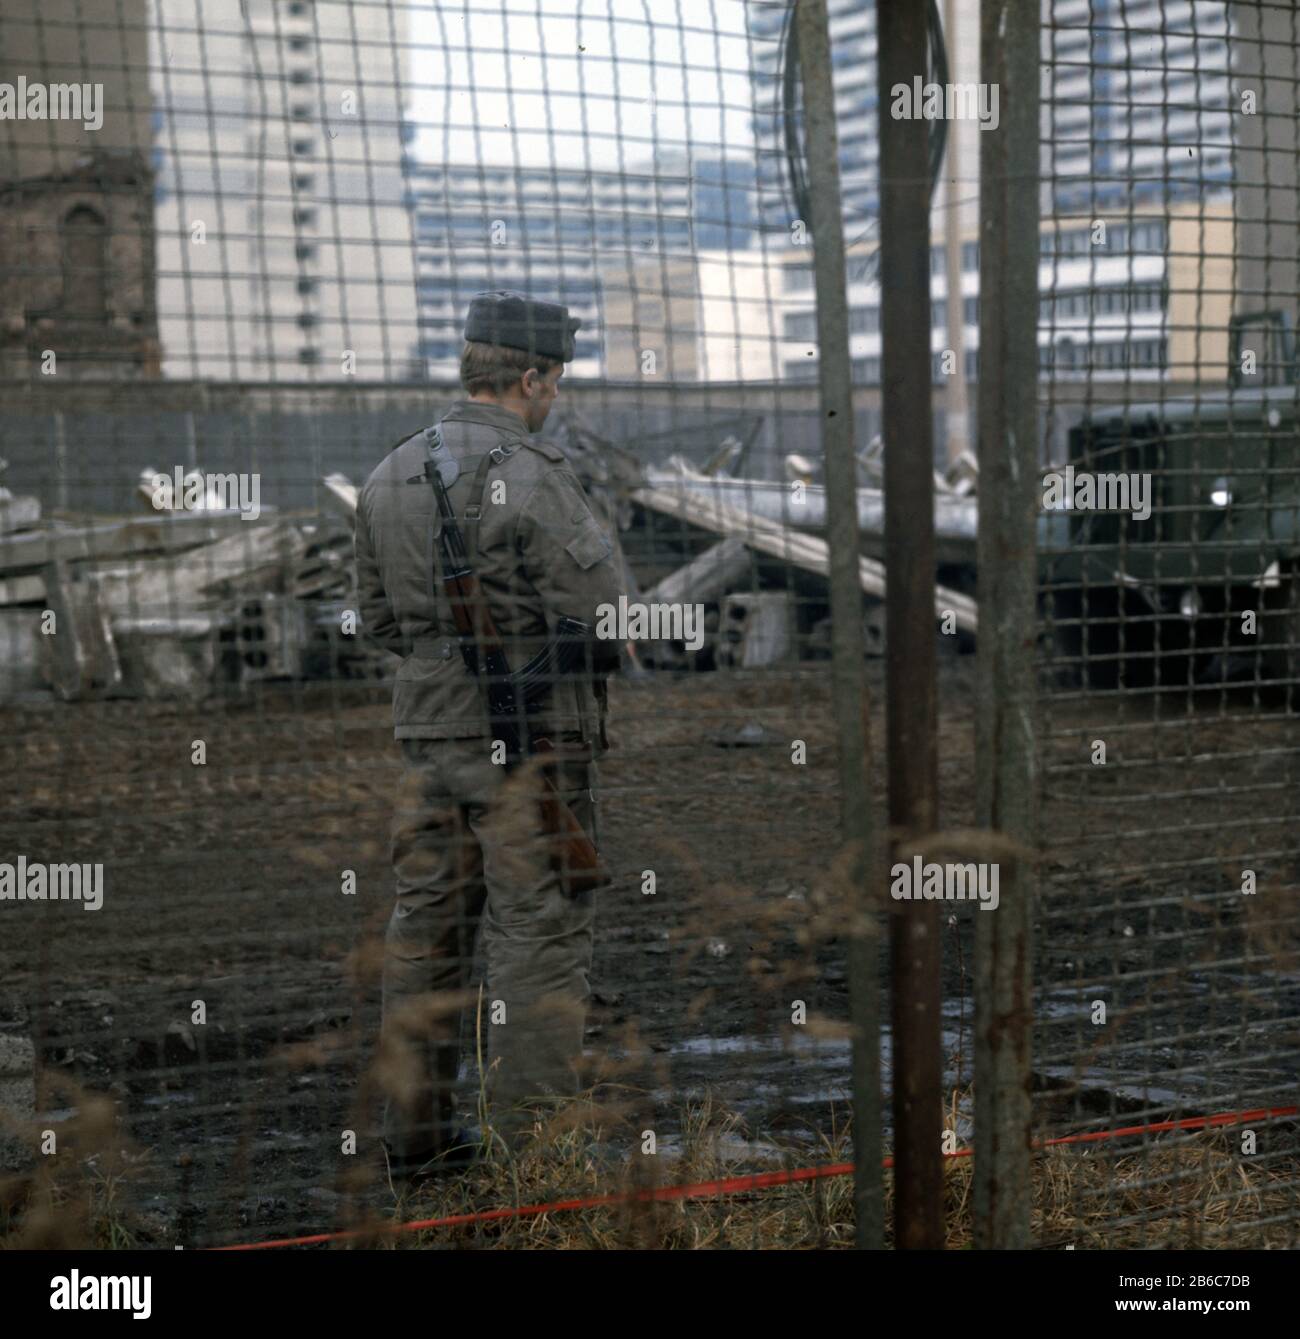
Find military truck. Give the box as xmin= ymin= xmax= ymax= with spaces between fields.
xmin=1040 ymin=382 xmax=1300 ymax=699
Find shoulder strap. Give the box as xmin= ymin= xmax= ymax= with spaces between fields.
xmin=463 ymin=439 xmax=522 ymax=558
xmin=523 ymin=438 xmax=566 ymax=464
xmin=420 ymin=419 xmax=530 ymax=559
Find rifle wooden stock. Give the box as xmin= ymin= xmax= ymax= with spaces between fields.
xmin=531 ymin=737 xmax=611 ymax=895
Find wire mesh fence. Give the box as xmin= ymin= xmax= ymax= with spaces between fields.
xmin=0 ymin=0 xmax=880 ymax=1251
xmin=1033 ymin=0 xmax=1299 ymax=1248
xmin=0 ymin=0 xmax=1295 ymax=1255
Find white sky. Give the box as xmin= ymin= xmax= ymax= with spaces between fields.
xmin=406 ymin=0 xmax=764 ymax=170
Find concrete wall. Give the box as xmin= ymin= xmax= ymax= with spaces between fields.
xmin=0 ymin=376 xmax=1176 ymax=515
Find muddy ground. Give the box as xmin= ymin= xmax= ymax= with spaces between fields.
xmin=1 ymin=656 xmax=1297 ymax=1246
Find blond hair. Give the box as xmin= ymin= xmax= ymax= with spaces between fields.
xmin=459 ymin=340 xmax=561 ymax=396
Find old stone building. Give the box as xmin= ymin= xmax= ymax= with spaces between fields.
xmin=0 ymin=0 xmax=158 ymax=380
xmin=0 ymin=152 xmax=160 ymax=380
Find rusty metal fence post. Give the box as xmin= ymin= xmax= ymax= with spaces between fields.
xmin=876 ymin=0 xmax=945 ymax=1251
xmin=973 ymin=0 xmax=1040 ymax=1248
xmin=794 ymin=0 xmax=884 ymax=1252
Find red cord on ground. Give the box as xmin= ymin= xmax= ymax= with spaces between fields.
xmin=213 ymin=1104 xmax=1298 ymax=1250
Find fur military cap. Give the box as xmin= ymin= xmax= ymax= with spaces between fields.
xmin=464 ymin=290 xmax=580 ymax=363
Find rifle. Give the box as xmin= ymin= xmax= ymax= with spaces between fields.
xmin=422 ymin=428 xmax=611 ymax=896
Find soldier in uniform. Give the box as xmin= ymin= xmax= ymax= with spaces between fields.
xmin=354 ymin=292 xmax=624 ymax=1176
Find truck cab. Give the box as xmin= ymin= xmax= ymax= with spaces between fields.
xmin=1041 ymin=380 xmax=1300 ymax=696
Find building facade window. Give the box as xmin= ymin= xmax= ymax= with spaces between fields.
xmin=1039 ymin=283 xmax=1167 ymax=319
xmin=61 ymin=206 xmax=108 ymax=322
xmin=1041 ymin=337 xmax=1168 ymax=373
xmin=783 ymin=311 xmax=818 ymax=341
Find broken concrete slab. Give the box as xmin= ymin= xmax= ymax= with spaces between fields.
xmin=37 ymin=561 xmax=122 ymax=700
xmin=230 ymin=595 xmax=310 ymax=681
xmin=0 ymin=512 xmax=281 ymax=574
xmin=0 ymin=610 xmax=45 ymax=698
xmin=717 ymin=592 xmax=796 ymax=669
xmin=111 ymin=614 xmax=228 ymax=638
xmin=644 ymin=535 xmax=752 ymax=608
xmin=293 ymin=525 xmax=353 ymax=600
xmin=0 ymin=490 xmax=41 ymax=536
xmin=91 ymin=522 xmax=308 ymax=616
xmin=0 ymin=573 xmax=45 ymax=606
xmin=115 ymin=629 xmax=220 ymax=701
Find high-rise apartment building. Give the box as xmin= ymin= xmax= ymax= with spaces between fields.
xmin=150 ymin=0 xmax=418 ymax=380
xmin=406 ymin=157 xmax=754 ymax=380
xmin=1043 ymin=0 xmax=1234 ymax=212
xmin=761 ymin=0 xmax=1241 ymax=387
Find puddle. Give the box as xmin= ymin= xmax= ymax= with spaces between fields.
xmin=653 ymin=1012 xmax=1295 ymax=1139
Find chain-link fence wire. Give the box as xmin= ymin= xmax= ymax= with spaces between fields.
xmin=0 ymin=0 xmax=912 ymax=1249
xmin=3 ymin=0 xmax=1294 ymax=1253
xmin=1033 ymin=0 xmax=1299 ymax=1248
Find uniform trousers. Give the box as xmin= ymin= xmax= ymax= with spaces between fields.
xmin=380 ymin=735 xmax=598 ymax=1158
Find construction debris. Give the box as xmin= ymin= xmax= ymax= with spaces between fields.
xmin=319 ymin=473 xmax=359 ymax=523
xmin=39 ymin=560 xmax=123 ymax=700
xmin=640 ymin=462 xmax=979 ymax=565
xmin=0 ymin=456 xmax=41 ymax=536
xmin=717 ymin=592 xmax=797 ymax=669
xmin=0 ymin=468 xmax=383 ymax=701
xmin=0 ymin=416 xmax=982 ymax=702
xmin=0 ymin=489 xmax=40 ymax=536
xmin=0 ymin=610 xmax=44 ymax=697
xmin=0 ymin=512 xmax=269 ymax=568
xmin=643 ymin=535 xmax=751 ymax=608
xmin=631 ymin=477 xmax=978 ymax=635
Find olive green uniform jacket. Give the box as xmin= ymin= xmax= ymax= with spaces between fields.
xmin=354 ymin=399 xmax=624 ymax=750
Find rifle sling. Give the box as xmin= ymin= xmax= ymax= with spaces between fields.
xmin=460 ymin=449 xmax=495 ymax=560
